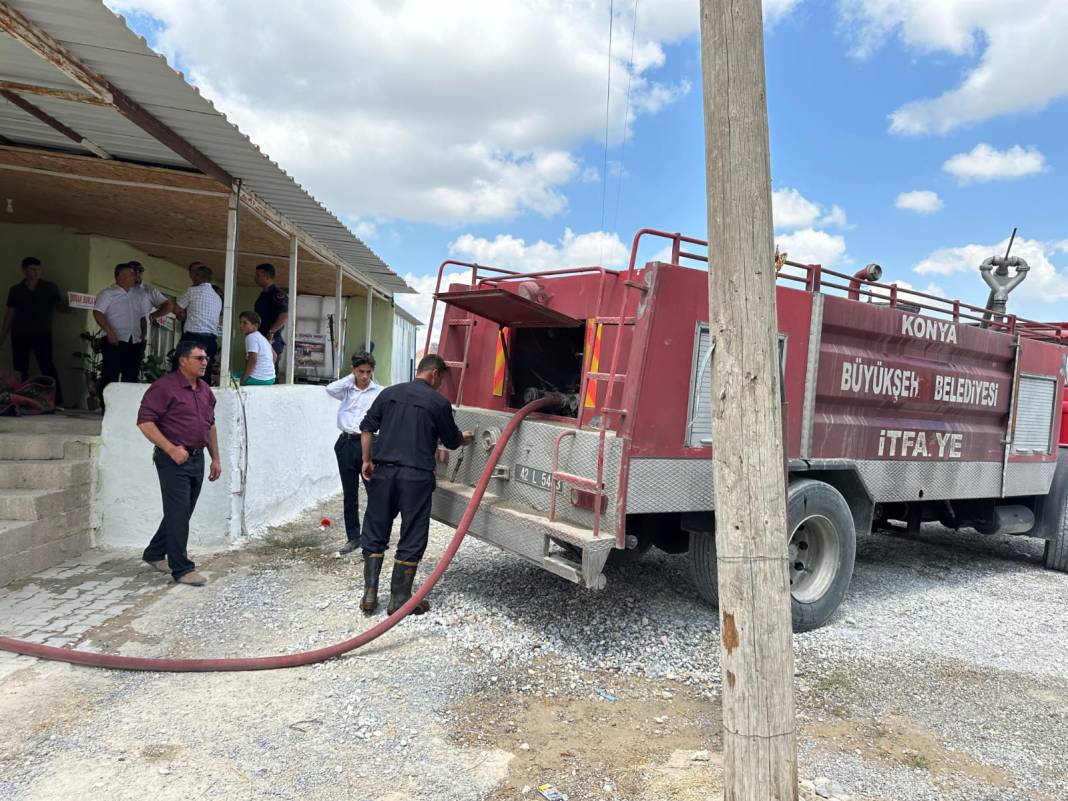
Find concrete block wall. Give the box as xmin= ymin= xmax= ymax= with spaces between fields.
xmin=0 ymin=427 xmax=98 ymax=587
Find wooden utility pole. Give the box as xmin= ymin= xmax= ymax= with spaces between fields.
xmin=699 ymin=1 xmax=798 ymax=799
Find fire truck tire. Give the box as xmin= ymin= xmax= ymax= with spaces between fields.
xmin=1043 ymin=484 xmax=1068 ymax=572
xmin=1041 ymin=449 xmax=1068 ymax=572
xmin=788 ymin=480 xmax=856 ymax=632
xmin=687 ymin=479 xmax=856 ymax=632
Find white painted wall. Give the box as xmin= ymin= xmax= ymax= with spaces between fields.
xmin=392 ymin=313 xmax=418 ymax=384
xmin=99 ymin=383 xmax=342 ymax=549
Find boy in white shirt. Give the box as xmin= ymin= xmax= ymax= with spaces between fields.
xmin=232 ymin=311 xmax=276 ymax=386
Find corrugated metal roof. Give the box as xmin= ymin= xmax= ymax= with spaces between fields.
xmin=394 ymin=304 xmax=424 ymax=327
xmin=0 ymin=0 xmax=411 ymax=294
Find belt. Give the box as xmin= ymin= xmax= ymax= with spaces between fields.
xmin=155 ymin=445 xmax=204 ymax=457
xmin=339 ymin=431 xmax=377 ymax=440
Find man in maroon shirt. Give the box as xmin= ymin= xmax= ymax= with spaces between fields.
xmin=136 ymin=340 xmax=221 ymax=585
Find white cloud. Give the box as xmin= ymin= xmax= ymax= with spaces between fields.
xmin=772 ymin=188 xmax=821 ymax=229
xmin=819 ymin=205 xmax=849 ymax=228
xmin=400 ymin=228 xmax=629 ymax=342
xmin=765 ymin=0 xmax=804 ymax=25
xmin=449 ymin=228 xmax=629 ymax=272
xmin=895 ymin=190 xmax=943 ymax=214
xmin=107 ymin=0 xmax=696 ymax=226
xmin=772 ymin=188 xmax=849 ymax=231
xmin=839 ymin=0 xmax=1068 ymax=135
xmin=889 ymin=279 xmax=946 ymax=297
xmin=943 ymin=144 xmax=1047 ymax=185
xmin=914 ymin=237 xmax=1068 ymax=309
xmin=774 ymin=228 xmax=848 ymax=267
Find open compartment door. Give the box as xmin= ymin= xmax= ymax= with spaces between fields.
xmin=434 ymin=288 xmax=582 ymax=328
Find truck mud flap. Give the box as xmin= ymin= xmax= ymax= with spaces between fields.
xmin=432 ymin=479 xmax=615 ymax=590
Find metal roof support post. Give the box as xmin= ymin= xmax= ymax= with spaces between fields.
xmin=285 ymin=235 xmax=299 ymax=385
xmin=365 ymin=287 xmax=372 ymax=353
xmin=334 ymin=265 xmax=344 ymax=378
xmin=219 ymin=190 xmax=240 ymax=381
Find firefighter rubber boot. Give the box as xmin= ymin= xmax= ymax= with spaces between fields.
xmin=360 ymin=553 xmax=384 ymax=614
xmin=386 ymin=559 xmax=430 ymax=615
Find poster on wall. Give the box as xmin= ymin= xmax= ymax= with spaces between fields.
xmin=294 ymin=333 xmax=326 ymax=366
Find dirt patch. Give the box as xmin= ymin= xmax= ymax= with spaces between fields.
xmin=806 ymin=715 xmax=1015 ymax=789
xmin=451 ymin=669 xmax=723 ymax=800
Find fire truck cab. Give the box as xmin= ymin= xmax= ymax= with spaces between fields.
xmin=426 ymin=229 xmax=1068 ymax=631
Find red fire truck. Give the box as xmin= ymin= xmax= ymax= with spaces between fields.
xmin=426 ymin=229 xmax=1068 ymax=630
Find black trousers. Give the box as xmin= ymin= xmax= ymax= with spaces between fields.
xmin=99 ymin=340 xmax=141 ymax=408
xmin=361 ymin=464 xmax=436 ymax=562
xmin=10 ymin=329 xmax=62 ymax=404
xmin=143 ymin=448 xmax=203 ymax=579
xmin=334 ymin=434 xmax=366 ymax=543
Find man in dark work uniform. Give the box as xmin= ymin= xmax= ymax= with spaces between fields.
xmin=1 ymin=257 xmax=64 ymax=404
xmin=253 ymin=263 xmax=288 ymax=363
xmin=358 ymin=354 xmax=473 ymax=614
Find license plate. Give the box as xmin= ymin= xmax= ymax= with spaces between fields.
xmin=514 ymin=464 xmax=560 ymax=491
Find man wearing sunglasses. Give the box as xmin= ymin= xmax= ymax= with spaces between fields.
xmin=135 ymin=340 xmax=221 ymax=586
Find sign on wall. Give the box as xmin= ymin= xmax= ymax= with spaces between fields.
xmin=294 ymin=332 xmax=326 ymax=366
xmin=68 ymin=291 xmax=96 ymax=310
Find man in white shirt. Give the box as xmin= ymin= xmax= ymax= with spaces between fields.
xmin=326 ymin=351 xmax=382 ymax=555
xmin=94 ymin=263 xmax=153 ymax=410
xmin=176 ymin=263 xmax=223 ymax=377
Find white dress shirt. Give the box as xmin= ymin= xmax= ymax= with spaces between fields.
xmin=94 ymin=284 xmax=153 ymax=343
xmin=326 ymin=376 xmax=382 ymax=433
xmin=177 ymin=283 xmax=223 ymax=335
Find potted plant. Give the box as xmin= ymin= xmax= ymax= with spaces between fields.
xmin=73 ymin=330 xmax=105 ymax=410
xmin=141 ymin=348 xmax=173 ymax=383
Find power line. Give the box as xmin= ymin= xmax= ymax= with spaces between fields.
xmin=612 ymin=0 xmax=639 ymax=235
xmin=599 ymin=0 xmax=615 ymax=236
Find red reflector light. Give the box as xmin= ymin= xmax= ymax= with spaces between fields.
xmin=570 ymin=488 xmax=607 ymax=513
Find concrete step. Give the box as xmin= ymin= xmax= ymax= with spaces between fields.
xmin=0 ymin=435 xmax=92 ymax=461
xmin=0 ymin=459 xmax=92 ymax=490
xmin=0 ymin=525 xmax=91 ymax=587
xmin=0 ymin=486 xmax=90 ymax=521
xmin=0 ymin=509 xmax=90 ymax=553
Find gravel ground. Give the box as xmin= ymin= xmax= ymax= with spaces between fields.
xmin=1 ymin=493 xmax=1067 ymax=800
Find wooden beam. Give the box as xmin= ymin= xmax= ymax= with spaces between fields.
xmin=1 ymin=88 xmax=111 ymax=158
xmin=334 ymin=264 xmax=344 ymax=378
xmin=0 ymin=1 xmax=233 ymax=186
xmin=0 ymin=80 xmax=109 ymax=106
xmin=285 ymin=235 xmax=299 ymax=384
xmin=219 ymin=191 xmax=240 ymax=380
xmin=699 ymin=0 xmax=798 ymax=799
xmin=0 ymin=161 xmax=227 ymax=195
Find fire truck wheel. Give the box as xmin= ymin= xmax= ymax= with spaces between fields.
xmin=1043 ymin=482 xmax=1068 ymax=572
xmin=788 ymin=479 xmax=856 ymax=632
xmin=687 ymin=479 xmax=856 ymax=632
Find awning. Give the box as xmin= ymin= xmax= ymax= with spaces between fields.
xmin=435 ymin=288 xmax=582 ymax=328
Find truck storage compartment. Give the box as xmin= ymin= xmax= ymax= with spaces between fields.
xmin=507 ymin=325 xmax=585 ymax=417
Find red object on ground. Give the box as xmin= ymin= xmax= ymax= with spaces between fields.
xmin=0 ymin=395 xmax=556 ymax=672
xmin=320 ymin=518 xmax=331 ymax=527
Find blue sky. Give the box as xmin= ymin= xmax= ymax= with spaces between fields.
xmin=111 ymin=0 xmax=1068 ymax=331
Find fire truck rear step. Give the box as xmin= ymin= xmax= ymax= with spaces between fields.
xmin=432 ymin=479 xmax=614 ymax=590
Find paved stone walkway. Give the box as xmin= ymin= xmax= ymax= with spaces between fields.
xmin=0 ymin=549 xmax=165 ymax=680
